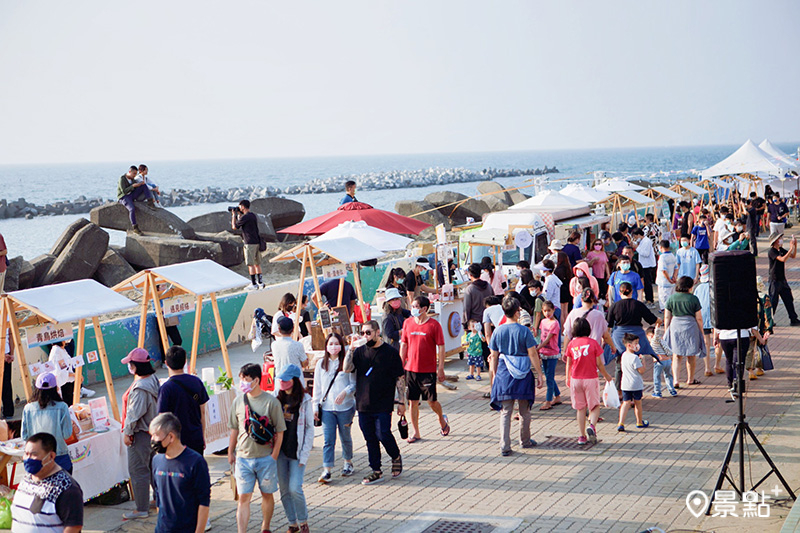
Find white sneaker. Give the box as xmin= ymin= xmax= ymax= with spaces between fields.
xmin=81 ymin=387 xmax=96 ymax=398
xmin=246 ymin=284 xmax=259 ymax=291
xmin=259 ymin=283 xmax=266 ymax=289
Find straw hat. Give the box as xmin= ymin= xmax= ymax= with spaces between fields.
xmin=548 ymin=239 xmax=564 ymax=251
xmin=768 ymin=232 xmax=784 ymax=247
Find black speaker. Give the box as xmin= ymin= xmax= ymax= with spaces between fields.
xmin=709 ymin=251 xmax=758 ymax=330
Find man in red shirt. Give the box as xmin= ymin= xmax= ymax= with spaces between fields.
xmin=400 ymin=296 xmax=450 ymax=442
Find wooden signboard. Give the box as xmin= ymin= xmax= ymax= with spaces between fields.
xmin=318 ymin=307 xmax=333 ymax=330
xmin=330 ymin=306 xmax=352 ymax=338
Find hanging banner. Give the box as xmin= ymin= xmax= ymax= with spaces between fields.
xmin=161 ymin=296 xmax=195 ymax=318
xmin=321 ymin=262 xmax=347 ymax=279
xmin=25 ymin=323 xmax=73 ymax=349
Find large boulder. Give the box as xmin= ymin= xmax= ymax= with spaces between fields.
xmin=477 ymin=181 xmax=513 ymax=206
xmin=194 ymin=232 xmax=244 ymax=267
xmin=122 ymin=234 xmax=224 ymax=269
xmin=482 ymin=195 xmax=510 ymax=212
xmin=42 ymin=224 xmax=109 ymax=285
xmin=395 ymin=200 xmax=450 ymax=230
xmin=18 ymin=260 xmax=35 ymax=290
xmin=50 ymin=218 xmax=91 ymax=256
xmin=93 ymin=248 xmax=136 ymax=287
xmin=90 ymin=202 xmax=196 ymax=239
xmin=249 ymin=198 xmax=305 ymax=230
xmin=255 ymin=213 xmax=279 ymax=243
xmin=3 ymin=256 xmax=23 ymax=292
xmin=29 ymin=254 xmax=56 ymax=287
xmin=508 ymin=190 xmax=530 ymax=205
xmin=424 ymin=191 xmax=491 ymax=225
xmin=187 ymin=212 xmax=232 ymax=234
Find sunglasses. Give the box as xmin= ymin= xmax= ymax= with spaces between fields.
xmin=361 ymin=330 xmax=373 ymax=335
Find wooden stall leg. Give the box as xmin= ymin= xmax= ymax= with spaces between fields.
xmin=352 ymin=264 xmax=368 ymax=322
xmin=137 ymin=274 xmax=151 ymax=348
xmin=0 ymin=299 xmax=7 ymax=413
xmin=189 ymin=295 xmax=203 ymax=375
xmin=210 ymin=294 xmax=233 ymax=381
xmin=93 ymin=317 xmax=120 ymax=422
xmin=73 ymin=319 xmax=85 ymax=406
xmin=293 ymin=248 xmax=308 ymax=341
xmin=8 ymin=310 xmax=33 ymax=402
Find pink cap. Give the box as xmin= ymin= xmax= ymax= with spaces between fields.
xmin=121 ymin=347 xmax=150 ymax=364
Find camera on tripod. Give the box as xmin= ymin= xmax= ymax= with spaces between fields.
xmin=227 ymin=206 xmax=241 ymax=214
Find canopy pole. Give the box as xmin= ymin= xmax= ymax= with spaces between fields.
xmin=293 ymin=247 xmax=309 ymax=341
xmin=148 ymin=273 xmax=170 ymax=360
xmin=93 ymin=316 xmax=120 ymax=422
xmin=72 ymin=319 xmax=85 ymax=406
xmin=137 ymin=273 xmax=151 ymax=348
xmin=7 ymin=303 xmax=33 ymax=401
xmin=210 ymin=293 xmax=232 ymax=380
xmin=0 ymin=299 xmax=8 ymax=413
xmin=189 ymin=294 xmax=203 ymax=374
xmin=337 ymin=278 xmax=344 ymax=307
xmin=307 ymin=249 xmax=323 ymax=316
xmin=352 ymin=263 xmax=368 ymax=323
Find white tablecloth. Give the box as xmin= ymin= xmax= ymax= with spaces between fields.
xmin=0 ymin=420 xmax=129 ymax=501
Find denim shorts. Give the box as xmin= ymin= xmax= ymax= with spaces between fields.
xmin=622 ymin=389 xmax=643 ymax=402
xmin=235 ymin=455 xmax=278 ymax=494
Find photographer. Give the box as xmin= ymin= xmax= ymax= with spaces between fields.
xmin=231 ymin=200 xmax=264 ymax=290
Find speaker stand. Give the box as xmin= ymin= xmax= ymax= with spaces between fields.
xmin=705 ymin=335 xmax=796 ymax=514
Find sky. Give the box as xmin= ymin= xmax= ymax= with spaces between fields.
xmin=0 ymin=0 xmax=798 ymax=164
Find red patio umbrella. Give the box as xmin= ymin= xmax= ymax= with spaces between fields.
xmin=279 ymin=201 xmax=431 ymax=236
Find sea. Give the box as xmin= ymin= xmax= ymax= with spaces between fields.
xmin=1 ymin=143 xmax=798 ymax=260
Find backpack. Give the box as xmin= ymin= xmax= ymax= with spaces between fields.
xmin=243 ymin=394 xmax=276 ymax=446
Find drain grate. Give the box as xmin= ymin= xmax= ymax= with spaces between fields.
xmin=421 ymin=520 xmax=495 ymax=533
xmin=537 ymin=436 xmax=601 ymax=450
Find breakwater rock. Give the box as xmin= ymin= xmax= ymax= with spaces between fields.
xmin=0 ymin=166 xmax=557 ymax=220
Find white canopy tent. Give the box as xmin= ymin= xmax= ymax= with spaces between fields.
xmin=701 ymin=139 xmax=787 ymax=179
xmin=114 ymin=259 xmax=251 ymax=376
xmin=594 ymin=178 xmax=644 ymax=192
xmin=758 ymin=139 xmax=800 ymax=170
xmin=311 ymin=220 xmax=412 ymax=252
xmin=559 ymin=184 xmax=610 ymax=203
xmin=509 ymin=190 xmax=591 ymax=219
xmin=643 ymin=186 xmax=682 ymax=200
xmin=2 ymin=279 xmax=139 ymax=417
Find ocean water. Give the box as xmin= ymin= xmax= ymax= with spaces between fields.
xmin=1 ymin=144 xmax=797 ymax=260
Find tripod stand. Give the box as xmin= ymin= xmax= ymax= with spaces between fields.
xmin=705 ymin=334 xmax=796 ymax=514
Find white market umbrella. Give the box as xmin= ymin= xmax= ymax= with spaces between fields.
xmin=311 ymin=220 xmax=412 ymax=252
xmin=510 ymin=189 xmax=590 ymax=210
xmin=594 ymin=178 xmax=645 ymax=192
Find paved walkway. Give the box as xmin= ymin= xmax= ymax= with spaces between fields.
xmin=84 ymin=231 xmax=800 ymax=533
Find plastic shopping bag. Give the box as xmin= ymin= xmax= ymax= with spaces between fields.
xmin=0 ymin=496 xmax=11 ymax=529
xmin=250 ymin=319 xmax=263 ymax=352
xmin=603 ymin=381 xmax=621 ymax=409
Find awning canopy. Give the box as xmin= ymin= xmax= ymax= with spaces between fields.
xmin=559 ymin=184 xmax=610 ymax=203
xmin=697 ymin=178 xmax=733 ymax=189
xmin=510 ymin=189 xmax=590 ymax=210
xmin=642 ymin=186 xmax=682 ymax=200
xmin=555 ymin=213 xmax=611 ymax=229
xmin=607 ymin=191 xmax=656 ymax=205
xmin=672 ymin=182 xmax=708 ymax=196
xmin=115 ymin=259 xmax=251 ymax=296
xmin=594 ymin=179 xmax=644 ymax=192
xmin=9 ymin=279 xmax=138 ymax=324
xmin=311 ymin=220 xmax=412 ymax=252
xmin=280 ymin=201 xmax=431 ymax=236
xmin=701 ymin=140 xmax=787 ymax=178
xmin=272 ymin=237 xmax=384 ymax=265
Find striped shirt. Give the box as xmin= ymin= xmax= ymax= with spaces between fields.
xmin=12 ymin=469 xmax=83 ymax=532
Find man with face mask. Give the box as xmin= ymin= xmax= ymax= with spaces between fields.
xmin=228 ymin=363 xmax=286 ymax=533
xmin=768 ymin=194 xmax=789 ymax=236
xmin=344 ymin=320 xmax=406 ymax=485
xmin=150 ymin=413 xmax=210 ymax=533
xmin=607 ymin=255 xmax=644 ymax=303
xmin=12 ymin=433 xmax=83 ymax=533
xmin=767 ymin=232 xmax=800 ymax=326
xmin=400 ymin=296 xmax=449 ymax=443
xmin=676 ymin=236 xmax=701 ymax=285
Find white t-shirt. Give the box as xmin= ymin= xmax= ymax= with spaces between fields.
xmin=636 ymin=236 xmax=657 ymax=268
xmin=271 ymin=337 xmax=308 ymax=387
xmin=271 ymin=310 xmax=297 ymax=335
xmin=482 ymin=305 xmax=504 ymax=327
xmin=656 ymin=252 xmax=678 ymax=287
xmin=718 ymin=328 xmax=754 ymax=340
xmin=542 ymin=274 xmax=562 ymax=307
xmin=621 ymin=351 xmax=644 ymax=391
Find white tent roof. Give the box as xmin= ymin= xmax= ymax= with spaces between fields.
xmin=673 ymin=181 xmax=708 ymax=196
xmin=311 ymin=220 xmax=412 ymax=252
xmin=758 ymin=139 xmax=799 ymax=170
xmin=609 ymin=191 xmax=656 ymax=205
xmin=149 ymin=259 xmax=251 ymax=295
xmin=594 ymin=178 xmax=644 ymax=192
xmin=482 ymin=211 xmax=548 ymax=232
xmin=644 ymin=186 xmax=682 ymax=199
xmin=9 ymin=279 xmax=137 ymax=323
xmin=509 ymin=189 xmax=590 ymax=210
xmin=701 ymin=139 xmax=787 ymax=178
xmin=558 ymin=184 xmax=610 ymax=203
xmin=698 ymin=177 xmax=733 ymax=189
xmin=305 ymin=237 xmax=384 ymax=264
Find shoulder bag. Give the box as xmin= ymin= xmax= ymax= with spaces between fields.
xmin=315 ymin=367 xmax=340 ymax=427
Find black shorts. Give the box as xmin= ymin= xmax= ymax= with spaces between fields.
xmin=406 ymin=371 xmax=438 ymax=402
xmin=703 ymin=328 xmax=712 ymax=335
xmin=622 ymin=390 xmax=643 ymax=402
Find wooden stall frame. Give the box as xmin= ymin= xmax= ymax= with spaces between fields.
xmin=113 ymin=270 xmax=234 ymax=379
xmin=0 ymin=294 xmax=121 ymax=422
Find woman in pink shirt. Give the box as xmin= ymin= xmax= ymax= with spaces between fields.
xmin=585 ymin=239 xmax=610 ymax=300
xmin=538 ymin=301 xmax=562 ymax=410
xmin=480 ymin=257 xmax=507 ymax=296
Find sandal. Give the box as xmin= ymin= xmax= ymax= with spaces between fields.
xmin=440 ymin=415 xmax=450 ymax=437
xmin=391 ymin=455 xmax=403 ymax=477
xmin=539 ymin=402 xmax=553 ymax=411
xmin=407 ymin=435 xmax=421 ymax=444
xmin=715 ymin=368 xmax=725 ymax=374
xmin=551 ymin=398 xmax=563 ymax=406
xmin=704 ymin=371 xmax=713 ymax=377
xmin=690 ymin=379 xmax=702 ymax=385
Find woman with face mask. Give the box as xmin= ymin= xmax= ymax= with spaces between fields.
xmin=276 ymin=364 xmax=314 ymax=533
xmin=382 ymin=288 xmax=412 ymax=350
xmin=313 ymin=333 xmax=357 ymax=483
xmin=21 ymin=372 xmax=78 ymax=475
xmin=384 ymin=268 xmax=408 ymax=309
xmin=120 ymin=347 xmax=160 ymax=520
xmin=586 ymin=239 xmax=611 ymax=298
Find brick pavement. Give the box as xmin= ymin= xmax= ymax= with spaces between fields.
xmin=102 ymin=232 xmax=800 ymax=533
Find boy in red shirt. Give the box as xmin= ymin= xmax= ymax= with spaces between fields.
xmin=565 ymin=316 xmax=613 ymax=445
xmin=400 ymin=296 xmax=449 ymax=443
